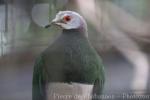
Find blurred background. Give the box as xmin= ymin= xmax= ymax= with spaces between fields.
xmin=0 ymin=0 xmax=150 ymax=100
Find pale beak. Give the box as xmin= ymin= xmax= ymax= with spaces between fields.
xmin=44 ymin=22 xmax=54 ymax=28
xmin=45 ymin=18 xmax=65 ymax=28
xmin=44 ymin=18 xmax=58 ymax=28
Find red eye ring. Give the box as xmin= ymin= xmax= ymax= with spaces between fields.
xmin=63 ymin=15 xmax=71 ymax=22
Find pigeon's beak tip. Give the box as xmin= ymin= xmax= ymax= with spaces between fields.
xmin=45 ymin=21 xmax=55 ymax=28
xmin=44 ymin=24 xmax=51 ymax=28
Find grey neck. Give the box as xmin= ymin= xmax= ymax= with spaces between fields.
xmin=62 ymin=28 xmax=88 ymax=38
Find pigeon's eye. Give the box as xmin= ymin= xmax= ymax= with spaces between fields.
xmin=63 ymin=15 xmax=71 ymax=22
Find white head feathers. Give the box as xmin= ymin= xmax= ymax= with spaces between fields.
xmin=51 ymin=11 xmax=88 ymax=32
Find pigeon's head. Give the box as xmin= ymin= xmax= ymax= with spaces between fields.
xmin=45 ymin=11 xmax=87 ymax=31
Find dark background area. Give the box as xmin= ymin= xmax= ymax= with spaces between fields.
xmin=0 ymin=0 xmax=4 ymax=4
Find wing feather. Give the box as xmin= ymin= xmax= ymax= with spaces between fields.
xmin=32 ymin=55 xmax=47 ymax=100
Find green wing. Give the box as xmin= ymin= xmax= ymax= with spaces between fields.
xmin=92 ymin=75 xmax=105 ymax=100
xmin=32 ymin=55 xmax=47 ymax=100
xmin=92 ymin=55 xmax=105 ymax=100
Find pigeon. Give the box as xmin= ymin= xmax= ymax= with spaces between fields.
xmin=32 ymin=11 xmax=105 ymax=100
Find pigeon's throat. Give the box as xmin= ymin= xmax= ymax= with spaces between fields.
xmin=62 ymin=29 xmax=88 ymax=38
